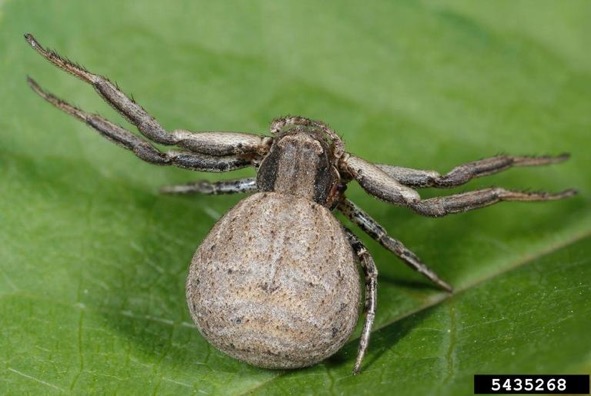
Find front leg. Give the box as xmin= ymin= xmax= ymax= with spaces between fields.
xmin=409 ymin=187 xmax=577 ymax=217
xmin=344 ymin=155 xmax=420 ymax=205
xmin=25 ymin=34 xmax=270 ymax=158
xmin=377 ymin=154 xmax=570 ymax=188
xmin=28 ymin=78 xmax=251 ymax=172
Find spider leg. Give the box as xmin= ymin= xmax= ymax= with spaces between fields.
xmin=160 ymin=178 xmax=257 ymax=195
xmin=343 ymin=228 xmax=377 ymax=375
xmin=343 ymin=155 xmax=576 ymax=214
xmin=24 ymin=34 xmax=269 ymax=157
xmin=409 ymin=187 xmax=577 ymax=217
xmin=344 ymin=155 xmax=420 ymax=205
xmin=28 ymin=77 xmax=250 ymax=172
xmin=377 ymin=154 xmax=571 ymax=188
xmin=339 ymin=198 xmax=452 ymax=292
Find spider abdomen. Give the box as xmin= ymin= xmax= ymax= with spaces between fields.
xmin=27 ymin=33 xmax=575 ymax=373
xmin=187 ymin=192 xmax=361 ymax=369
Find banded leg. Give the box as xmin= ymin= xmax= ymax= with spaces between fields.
xmin=377 ymin=154 xmax=570 ymax=188
xmin=339 ymin=199 xmax=452 ymax=292
xmin=28 ymin=78 xmax=250 ymax=172
xmin=25 ymin=34 xmax=268 ymax=156
xmin=160 ymin=178 xmax=257 ymax=195
xmin=344 ymin=228 xmax=377 ymax=375
xmin=409 ymin=187 xmax=578 ymax=217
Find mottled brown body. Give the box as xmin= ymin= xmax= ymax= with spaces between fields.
xmin=26 ymin=33 xmax=576 ymax=373
xmin=187 ymin=192 xmax=360 ymax=368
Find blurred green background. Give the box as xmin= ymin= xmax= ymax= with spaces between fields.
xmin=1 ymin=1 xmax=589 ymax=395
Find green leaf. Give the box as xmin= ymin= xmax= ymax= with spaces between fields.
xmin=1 ymin=1 xmax=589 ymax=395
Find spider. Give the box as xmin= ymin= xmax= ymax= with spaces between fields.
xmin=25 ymin=33 xmax=576 ymax=374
